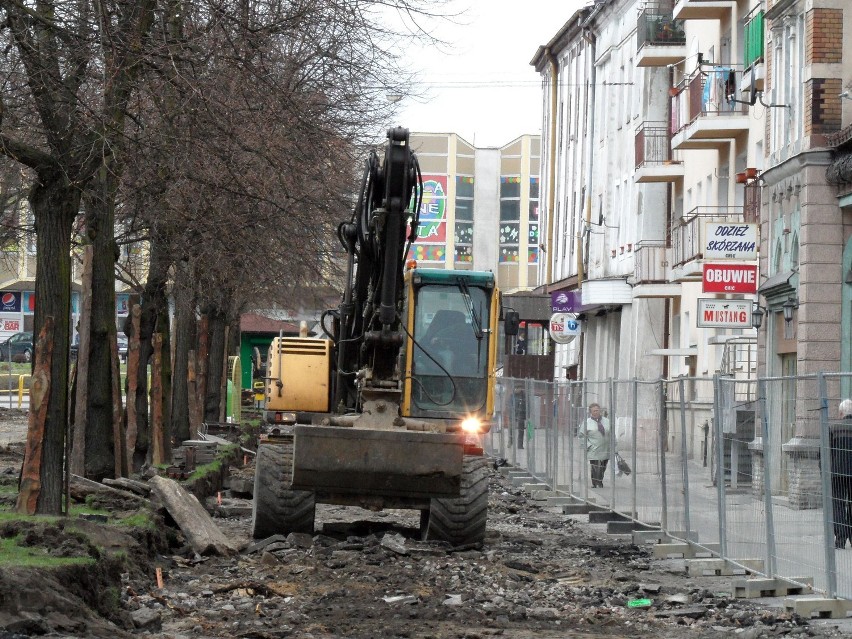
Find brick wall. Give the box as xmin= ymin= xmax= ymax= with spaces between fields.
xmin=805 ymin=78 xmax=842 ymax=136
xmin=786 ymin=451 xmax=822 ymax=510
xmin=806 ymin=8 xmax=843 ymax=65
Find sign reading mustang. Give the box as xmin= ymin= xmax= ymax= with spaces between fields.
xmin=696 ymin=299 xmax=752 ymax=328
xmin=703 ymin=222 xmax=758 ymax=260
xmin=702 ymin=264 xmax=758 ymax=294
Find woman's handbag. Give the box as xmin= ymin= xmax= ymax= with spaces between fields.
xmin=615 ymin=453 xmax=631 ymax=476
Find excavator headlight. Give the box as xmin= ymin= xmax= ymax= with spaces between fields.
xmin=461 ymin=417 xmax=482 ymax=433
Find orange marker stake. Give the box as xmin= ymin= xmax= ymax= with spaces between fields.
xmin=155 ymin=566 xmax=164 ymax=589
xmin=217 ymin=491 xmax=222 ymax=505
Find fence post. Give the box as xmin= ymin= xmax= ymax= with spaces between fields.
xmin=678 ymin=377 xmax=692 ymax=538
xmin=817 ymin=372 xmax=837 ymax=597
xmin=757 ymin=377 xmax=776 ymax=577
xmin=609 ymin=378 xmax=617 ymax=506
xmin=659 ymin=380 xmax=668 ymax=532
xmin=714 ymin=374 xmax=727 ymax=558
xmin=631 ymin=378 xmax=638 ymax=519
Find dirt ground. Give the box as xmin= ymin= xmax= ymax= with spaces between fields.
xmin=0 ymin=412 xmax=851 ymax=639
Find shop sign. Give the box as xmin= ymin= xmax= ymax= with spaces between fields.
xmin=702 ymin=264 xmax=757 ymax=294
xmin=697 ymin=298 xmax=752 ymax=328
xmin=704 ymin=222 xmax=757 ymax=260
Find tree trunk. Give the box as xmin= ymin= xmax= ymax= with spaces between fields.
xmin=205 ymin=308 xmax=227 ymax=422
xmin=82 ymin=170 xmax=120 ymax=481
xmin=31 ymin=176 xmax=79 ymax=514
xmin=71 ymin=246 xmax=93 ymax=476
xmin=135 ymin=237 xmax=172 ymax=466
xmin=171 ymin=263 xmax=196 ymax=443
xmin=196 ymin=313 xmax=210 ymax=427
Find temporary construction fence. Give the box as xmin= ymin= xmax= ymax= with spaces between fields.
xmin=486 ymin=373 xmax=852 ymax=600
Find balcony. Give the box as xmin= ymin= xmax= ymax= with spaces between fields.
xmin=740 ymin=4 xmax=765 ymax=95
xmin=673 ymin=0 xmax=733 ymax=20
xmin=670 ymin=206 xmax=748 ymax=279
xmin=635 ymin=121 xmax=684 ymax=183
xmin=632 ymin=241 xmax=681 ymax=298
xmin=670 ymin=71 xmax=750 ymax=150
xmin=636 ymin=3 xmax=686 ymax=67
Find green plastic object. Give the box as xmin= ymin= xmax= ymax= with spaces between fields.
xmin=627 ymin=598 xmax=653 ymax=608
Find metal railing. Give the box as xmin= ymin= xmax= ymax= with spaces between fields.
xmin=671 ymin=70 xmax=749 ymax=135
xmin=0 ymin=374 xmax=30 ymax=408
xmin=486 ymin=372 xmax=852 ymax=600
xmin=635 ymin=121 xmax=678 ymax=168
xmin=633 ymin=240 xmax=669 ymax=283
xmin=671 ymin=206 xmax=745 ymax=266
xmin=637 ymin=4 xmax=686 ymax=49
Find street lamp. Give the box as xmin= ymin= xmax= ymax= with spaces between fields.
xmin=751 ymin=302 xmax=767 ymax=330
xmin=782 ymin=297 xmax=798 ymax=324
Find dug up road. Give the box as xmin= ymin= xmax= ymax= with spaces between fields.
xmin=0 ymin=408 xmax=849 ymax=639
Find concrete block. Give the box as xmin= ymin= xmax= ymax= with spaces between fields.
xmin=686 ymin=558 xmax=763 ymax=577
xmin=522 ymin=482 xmax=550 ymax=493
xmin=653 ymin=542 xmax=720 ymax=559
xmin=783 ymin=596 xmax=852 ymax=619
xmin=510 ymin=475 xmax=534 ymax=487
xmin=530 ymin=490 xmax=558 ymax=501
xmin=733 ymin=577 xmax=814 ymax=599
xmin=545 ymin=496 xmax=583 ymax=506
xmin=633 ymin=530 xmax=670 ymax=545
xmin=607 ymin=521 xmax=659 ymax=535
xmin=588 ymin=510 xmax=630 ymax=524
xmin=562 ymin=503 xmax=607 ymax=515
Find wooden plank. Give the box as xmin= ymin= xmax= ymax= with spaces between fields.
xmin=149 ymin=475 xmax=235 ymax=556
xmin=16 ymin=317 xmax=54 ymax=514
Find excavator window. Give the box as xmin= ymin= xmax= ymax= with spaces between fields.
xmin=409 ymin=284 xmax=489 ymax=416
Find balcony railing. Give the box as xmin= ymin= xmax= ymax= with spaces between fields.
xmin=671 ymin=206 xmax=745 ymax=267
xmin=634 ymin=240 xmax=669 ymax=284
xmin=638 ymin=3 xmax=686 ymax=48
xmin=635 ymin=121 xmax=673 ymax=167
xmin=670 ymin=70 xmax=749 ymax=136
xmin=743 ymin=3 xmax=765 ymax=70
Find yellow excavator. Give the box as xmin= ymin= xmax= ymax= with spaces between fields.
xmin=253 ymin=128 xmax=513 ymax=546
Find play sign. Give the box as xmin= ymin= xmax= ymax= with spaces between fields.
xmin=702 ymin=264 xmax=757 ymax=294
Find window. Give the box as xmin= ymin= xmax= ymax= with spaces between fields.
xmin=528 ymin=177 xmax=540 ymax=264
xmin=454 ymin=176 xmax=474 ymax=264
xmin=499 ymin=176 xmax=521 ymax=263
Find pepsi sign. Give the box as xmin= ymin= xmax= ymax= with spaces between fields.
xmin=0 ymin=292 xmax=20 ymax=313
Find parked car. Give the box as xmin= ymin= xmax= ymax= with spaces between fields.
xmin=70 ymin=334 xmax=129 ymax=362
xmin=0 ymin=332 xmax=33 ymax=363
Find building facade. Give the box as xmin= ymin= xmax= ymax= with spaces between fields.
xmin=408 ymin=133 xmax=542 ymax=293
xmin=533 ymin=0 xmax=852 ymax=507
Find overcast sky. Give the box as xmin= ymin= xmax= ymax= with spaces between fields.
xmin=393 ymin=0 xmax=587 ymax=148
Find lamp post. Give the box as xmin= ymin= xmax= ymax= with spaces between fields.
xmin=751 ymin=302 xmax=767 ymax=330
xmin=782 ymin=297 xmax=798 ymax=324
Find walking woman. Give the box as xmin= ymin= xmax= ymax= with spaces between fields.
xmin=581 ymin=402 xmax=611 ymax=488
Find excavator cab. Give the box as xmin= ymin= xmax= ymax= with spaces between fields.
xmin=404 ymin=268 xmax=497 ymax=425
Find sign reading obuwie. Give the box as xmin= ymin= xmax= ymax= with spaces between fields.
xmin=703 ymin=222 xmax=758 ymax=260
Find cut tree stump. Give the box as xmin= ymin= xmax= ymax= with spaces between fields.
xmin=149 ymin=475 xmax=236 ymax=556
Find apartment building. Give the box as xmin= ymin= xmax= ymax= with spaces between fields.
xmin=408 ymin=132 xmax=542 ymax=293
xmin=534 ymin=0 xmax=851 ymax=508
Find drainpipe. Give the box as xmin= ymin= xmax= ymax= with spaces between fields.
xmin=546 ymin=47 xmax=558 ymax=286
